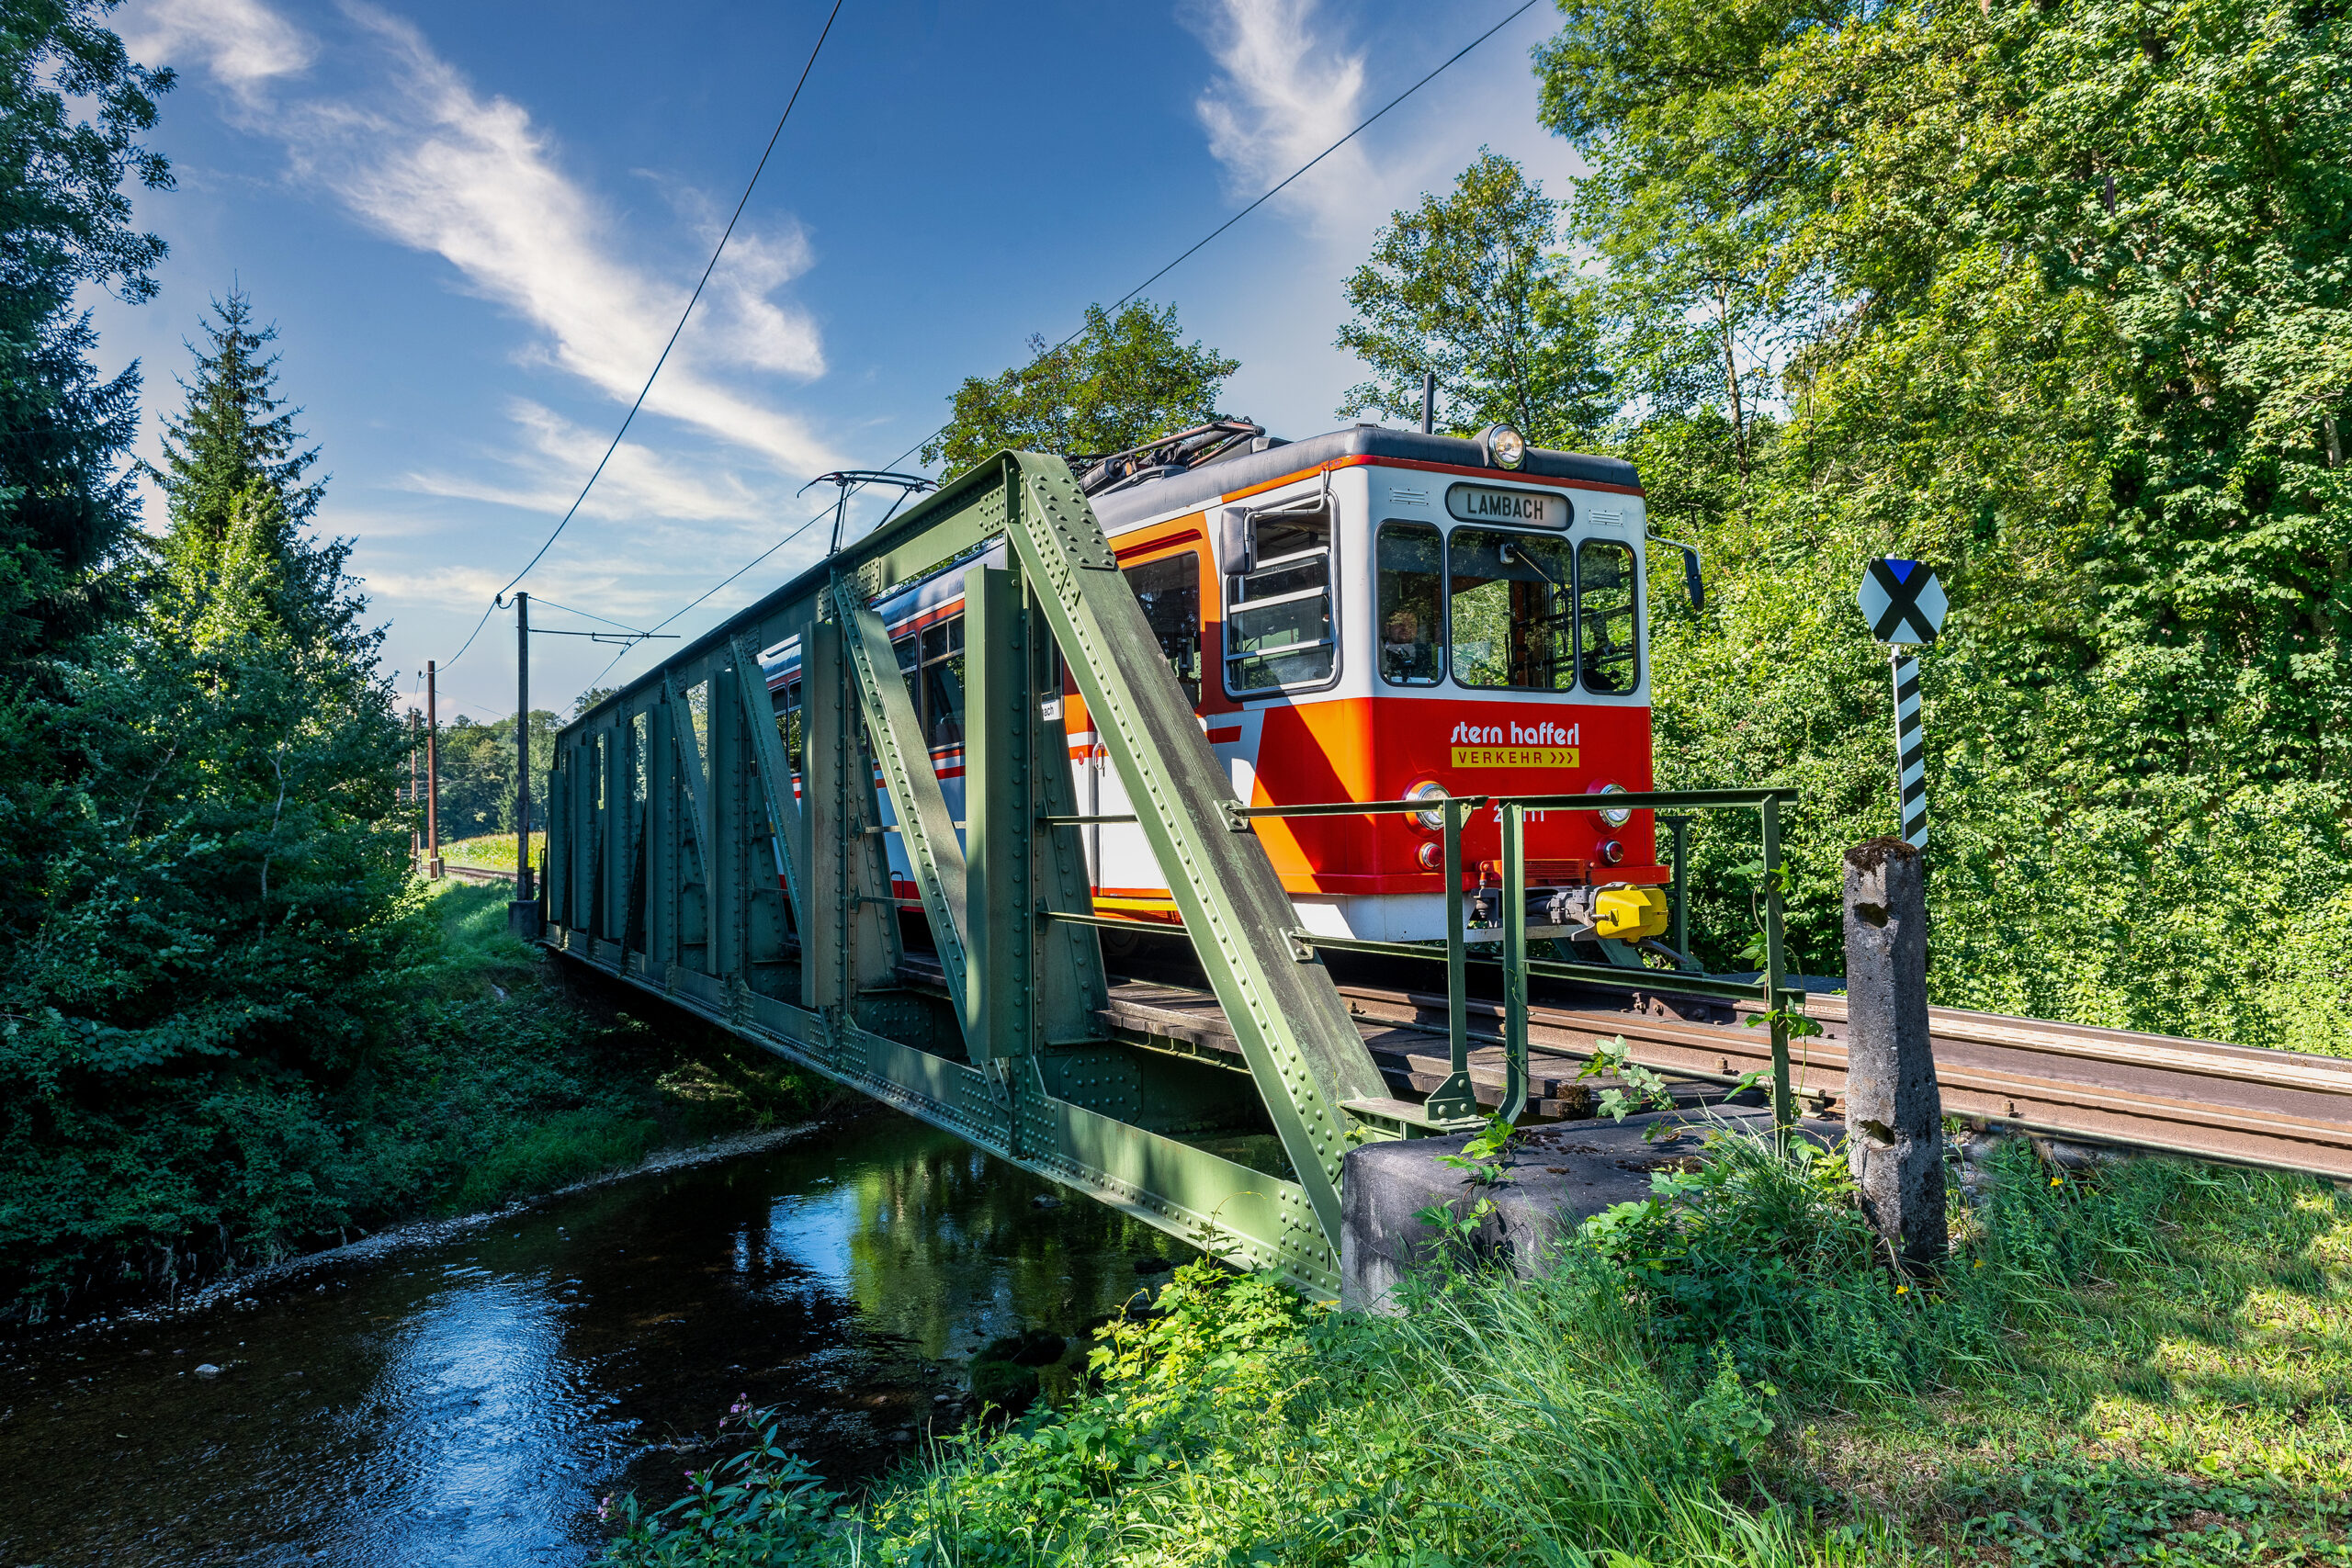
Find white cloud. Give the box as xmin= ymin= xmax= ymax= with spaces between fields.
xmin=401 ymin=400 xmax=780 ymax=525
xmin=356 ymin=561 xmax=511 ymax=606
xmin=294 ymin=5 xmax=838 ymax=475
xmin=122 ymin=0 xmax=315 ymax=104
xmin=1184 ymin=0 xmax=1371 ymax=229
xmin=140 ymin=0 xmax=841 ymax=481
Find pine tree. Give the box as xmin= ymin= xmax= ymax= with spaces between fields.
xmin=148 ymin=289 xmax=359 ymax=648
xmin=152 ymin=289 xmax=322 ymax=543
xmin=0 ymin=0 xmax=173 ymax=661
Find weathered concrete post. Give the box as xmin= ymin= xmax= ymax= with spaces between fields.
xmin=1842 ymin=836 xmax=1945 ymax=1269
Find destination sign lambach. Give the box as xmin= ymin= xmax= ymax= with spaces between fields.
xmin=1447 ymin=482 xmax=1569 ymax=527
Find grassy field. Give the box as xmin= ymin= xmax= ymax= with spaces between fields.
xmin=436 ymin=830 xmax=546 ymax=874
xmin=598 ymin=1134 xmax=2352 ymax=1567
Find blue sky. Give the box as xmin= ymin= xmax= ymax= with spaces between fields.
xmin=96 ymin=0 xmax=1582 ymax=719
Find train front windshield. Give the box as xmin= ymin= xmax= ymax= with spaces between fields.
xmin=1448 ymin=529 xmax=1576 ymax=692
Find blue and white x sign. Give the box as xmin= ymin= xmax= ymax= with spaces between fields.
xmin=1858 ymin=558 xmax=1947 ymax=646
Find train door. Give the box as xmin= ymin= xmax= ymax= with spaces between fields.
xmin=1084 ymin=536 xmax=1209 ymax=912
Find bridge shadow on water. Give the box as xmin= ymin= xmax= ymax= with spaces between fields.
xmin=0 ymin=1110 xmax=1189 ymax=1568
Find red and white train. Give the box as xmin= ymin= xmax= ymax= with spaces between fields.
xmin=768 ymin=421 xmax=1686 ymax=949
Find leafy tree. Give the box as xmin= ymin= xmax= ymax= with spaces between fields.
xmin=0 ymin=276 xmax=413 ymax=1314
xmin=433 ymin=709 xmax=559 ymax=838
xmin=1337 ymin=151 xmax=1615 ymax=448
xmin=922 ymin=299 xmax=1239 ymax=475
xmin=1536 ymin=10 xmax=1802 ymax=481
xmin=1530 ymin=0 xmax=2352 ymax=1040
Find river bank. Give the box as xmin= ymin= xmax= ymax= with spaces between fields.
xmin=0 ymin=1110 xmax=1187 ymax=1568
xmin=3 ymin=881 xmax=830 ymax=1332
xmin=609 ymin=1136 xmax=2352 ymax=1568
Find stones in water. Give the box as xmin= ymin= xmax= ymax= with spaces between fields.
xmin=193 ymin=1364 xmax=222 ymax=1378
xmin=979 ymin=1329 xmax=1066 ymax=1367
xmin=966 ymin=1327 xmax=1068 ymax=1414
xmin=967 ymin=1359 xmax=1038 ymax=1412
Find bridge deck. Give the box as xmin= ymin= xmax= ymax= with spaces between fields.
xmin=894 ymin=953 xmax=2352 ymax=1182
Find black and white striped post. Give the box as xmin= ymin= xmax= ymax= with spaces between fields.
xmin=1858 ymin=559 xmax=1946 ymax=850
xmin=1891 ymin=651 xmax=1927 ymax=847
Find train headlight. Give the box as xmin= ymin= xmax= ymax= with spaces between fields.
xmin=1591 ymin=781 xmax=1633 ymax=829
xmin=1483 ymin=423 xmax=1527 ymax=470
xmin=1405 ymin=781 xmax=1450 ymax=831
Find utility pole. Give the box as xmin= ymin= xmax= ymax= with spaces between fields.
xmin=514 ymin=592 xmax=532 ymax=900
xmin=425 ymin=660 xmax=443 ymax=879
xmin=1420 ymin=370 xmax=1436 ymax=434
xmin=408 ymin=707 xmax=421 ymax=869
xmin=509 ymin=597 xmax=544 ymax=937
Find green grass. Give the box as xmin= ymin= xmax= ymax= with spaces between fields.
xmin=377 ymin=881 xmax=828 ymax=1223
xmin=437 ymin=830 xmax=546 ymax=873
xmin=450 ymin=1107 xmax=665 ymax=1210
xmin=595 ymin=1134 xmax=2352 ymax=1568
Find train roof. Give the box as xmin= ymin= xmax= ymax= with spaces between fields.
xmin=1091 ymin=424 xmax=1639 ymax=531
xmin=565 ymin=427 xmax=1642 ymax=725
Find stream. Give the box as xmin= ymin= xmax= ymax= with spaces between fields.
xmin=0 ymin=1111 xmax=1191 ymax=1567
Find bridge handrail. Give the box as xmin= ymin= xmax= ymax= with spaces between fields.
xmin=1040 ymin=785 xmax=1798 ymax=828
xmin=1044 ymin=782 xmax=1804 ymax=1132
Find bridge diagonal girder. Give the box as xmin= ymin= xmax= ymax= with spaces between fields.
xmin=729 ymin=631 xmax=807 ymax=932
xmin=662 ymin=674 xmax=713 ymax=874
xmin=996 ymin=451 xmax=1387 ymax=1245
xmin=829 ymin=575 xmax=976 ymax=1047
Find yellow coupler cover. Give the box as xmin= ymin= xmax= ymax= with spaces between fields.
xmin=1593 ymin=885 xmax=1670 ymax=941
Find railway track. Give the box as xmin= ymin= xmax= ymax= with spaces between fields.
xmin=436 ymin=863 xmax=514 ymax=886
xmin=1099 ymin=976 xmax=2352 ymax=1183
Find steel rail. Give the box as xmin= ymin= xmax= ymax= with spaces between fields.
xmin=1324 ymin=985 xmax=2352 ymax=1184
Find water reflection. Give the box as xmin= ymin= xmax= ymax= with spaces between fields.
xmin=355 ymin=1273 xmax=611 ymax=1566
xmin=0 ymin=1111 xmax=1186 ymax=1568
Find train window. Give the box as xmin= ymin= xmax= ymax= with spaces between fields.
xmin=913 ymin=617 xmax=965 ymax=750
xmin=927 ymin=619 xmax=966 ymax=748
xmin=893 ymin=632 xmax=920 ymax=709
xmin=1124 ymin=552 xmax=1203 ymax=705
xmin=1377 ymin=522 xmax=1445 ymax=686
xmin=1225 ymin=496 xmax=1336 ymax=694
xmin=684 ymin=681 xmax=710 ymax=766
xmin=777 ymin=679 xmax=802 ymax=772
xmin=1577 ymin=539 xmax=1641 ymax=694
xmin=1447 ymin=529 xmax=1575 ymax=690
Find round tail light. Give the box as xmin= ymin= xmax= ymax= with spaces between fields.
xmin=1598 ymin=840 xmax=1626 ymax=866
xmin=1404 ymin=781 xmax=1450 ymax=831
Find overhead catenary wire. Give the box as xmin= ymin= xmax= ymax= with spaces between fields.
xmin=524 ymin=597 xmax=660 ymax=635
xmin=568 ymin=0 xmax=1546 ymax=712
xmin=436 ymin=0 xmax=847 ymax=675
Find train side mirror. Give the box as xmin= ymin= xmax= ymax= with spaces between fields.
xmin=1649 ymin=531 xmax=1704 ymax=613
xmin=1218 ymin=507 xmax=1256 ymax=576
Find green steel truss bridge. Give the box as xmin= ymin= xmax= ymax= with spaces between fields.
xmin=536 ymin=452 xmax=1815 ymax=1294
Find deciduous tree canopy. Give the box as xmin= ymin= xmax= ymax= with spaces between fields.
xmin=1514 ymin=0 xmax=2352 ymax=1036
xmin=922 ymin=299 xmax=1239 ymax=476
xmin=1336 ymin=150 xmax=1615 ymax=449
